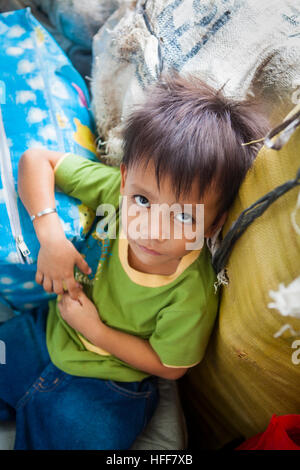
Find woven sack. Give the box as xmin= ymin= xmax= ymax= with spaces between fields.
xmin=181 ymin=105 xmax=300 ymax=449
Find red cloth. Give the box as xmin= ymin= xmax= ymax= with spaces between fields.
xmin=236 ymin=414 xmax=300 ymax=450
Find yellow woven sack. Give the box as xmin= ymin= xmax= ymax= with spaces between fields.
xmin=181 ymin=106 xmax=300 ymax=449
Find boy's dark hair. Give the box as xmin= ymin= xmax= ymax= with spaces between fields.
xmin=121 ymin=72 xmax=270 ymax=224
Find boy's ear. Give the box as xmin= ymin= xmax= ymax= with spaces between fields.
xmin=205 ymin=211 xmax=228 ymax=238
xmin=120 ymin=163 xmax=127 ymax=195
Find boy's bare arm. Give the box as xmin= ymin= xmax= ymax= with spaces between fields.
xmin=58 ymin=291 xmax=188 ymax=380
xmin=18 ymin=148 xmax=91 ymax=299
xmin=89 ymin=322 xmax=188 ymax=380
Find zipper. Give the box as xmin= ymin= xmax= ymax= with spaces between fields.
xmin=0 ymin=106 xmax=32 ymax=264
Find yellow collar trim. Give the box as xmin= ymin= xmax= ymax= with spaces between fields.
xmin=118 ymin=228 xmax=201 ymax=287
xmin=77 ymin=333 xmax=111 ymax=356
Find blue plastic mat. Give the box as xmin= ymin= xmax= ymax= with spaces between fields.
xmin=0 ymin=8 xmax=98 ymax=313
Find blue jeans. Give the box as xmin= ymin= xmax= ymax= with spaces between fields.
xmin=0 ymin=308 xmax=159 ymax=450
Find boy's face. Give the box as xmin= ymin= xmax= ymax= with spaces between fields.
xmin=119 ymin=160 xmax=226 ymax=272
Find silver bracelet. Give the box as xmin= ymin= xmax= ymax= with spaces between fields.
xmin=30 ymin=208 xmax=57 ymax=222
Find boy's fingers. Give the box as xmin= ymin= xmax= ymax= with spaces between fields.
xmin=43 ymin=276 xmax=53 ymax=293
xmin=76 ymin=291 xmax=86 ymax=305
xmin=63 ymin=291 xmax=82 ymax=306
xmin=76 ymin=255 xmax=92 ymax=275
xmin=53 ymin=280 xmax=64 ymax=296
xmin=35 ymin=270 xmax=43 ymax=285
xmin=66 ymin=277 xmax=81 ymax=300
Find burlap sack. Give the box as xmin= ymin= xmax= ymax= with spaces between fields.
xmin=180 ymin=106 xmax=300 ymax=449
xmin=0 ymin=0 xmax=124 ymax=78
xmin=91 ymin=0 xmax=300 ymax=165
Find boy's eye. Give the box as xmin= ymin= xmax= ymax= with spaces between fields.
xmin=133 ymin=195 xmax=150 ymax=208
xmin=176 ymin=212 xmax=194 ymax=224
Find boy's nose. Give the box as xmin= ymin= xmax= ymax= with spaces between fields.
xmin=140 ymin=210 xmax=170 ymax=242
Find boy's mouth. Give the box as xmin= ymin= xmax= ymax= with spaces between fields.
xmin=136 ymin=243 xmax=162 ymax=256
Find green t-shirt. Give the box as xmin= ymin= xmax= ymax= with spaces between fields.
xmin=46 ymin=153 xmax=219 ymax=382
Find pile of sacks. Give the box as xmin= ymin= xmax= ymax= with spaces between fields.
xmin=90 ymin=0 xmax=300 ymax=164
xmin=2 ymin=0 xmax=300 ymax=164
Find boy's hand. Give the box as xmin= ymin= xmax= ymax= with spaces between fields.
xmin=57 ymin=291 xmax=102 ymax=339
xmin=36 ymin=236 xmax=91 ymax=300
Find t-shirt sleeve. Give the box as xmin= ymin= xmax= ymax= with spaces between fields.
xmin=54 ymin=152 xmax=121 ymax=211
xmin=149 ymin=291 xmax=219 ymax=368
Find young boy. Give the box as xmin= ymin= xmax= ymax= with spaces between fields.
xmin=0 ymin=73 xmax=268 ymax=449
